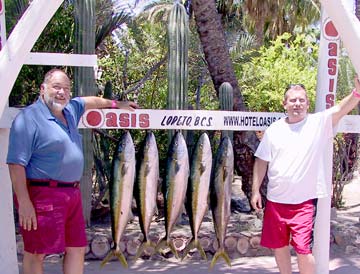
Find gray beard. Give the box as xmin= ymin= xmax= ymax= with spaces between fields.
xmin=43 ymin=93 xmax=66 ymax=112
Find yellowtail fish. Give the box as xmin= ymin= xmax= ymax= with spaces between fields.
xmin=101 ymin=131 xmax=135 ymax=268
xmin=209 ymin=136 xmax=233 ymax=269
xmin=155 ymin=131 xmax=189 ymax=258
xmin=134 ymin=131 xmax=159 ymax=260
xmin=182 ymin=133 xmax=212 ymax=260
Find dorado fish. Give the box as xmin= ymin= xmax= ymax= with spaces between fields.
xmin=209 ymin=136 xmax=234 ymax=269
xmin=101 ymin=131 xmax=136 ymax=268
xmin=133 ymin=131 xmax=159 ymax=260
xmin=182 ymin=132 xmax=212 ymax=261
xmin=155 ymin=131 xmax=189 ymax=258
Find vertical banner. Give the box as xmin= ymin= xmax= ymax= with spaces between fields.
xmin=320 ymin=0 xmax=360 ymax=81
xmin=315 ymin=7 xmax=340 ymax=112
xmin=0 ymin=0 xmax=5 ymax=50
xmin=313 ymin=7 xmax=340 ymax=274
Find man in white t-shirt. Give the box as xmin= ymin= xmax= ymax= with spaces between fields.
xmin=251 ymin=76 xmax=360 ymax=274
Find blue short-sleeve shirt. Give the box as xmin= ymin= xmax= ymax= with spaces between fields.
xmin=7 ymin=97 xmax=86 ymax=181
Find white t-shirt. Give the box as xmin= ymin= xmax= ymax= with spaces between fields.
xmin=255 ymin=109 xmax=335 ymax=204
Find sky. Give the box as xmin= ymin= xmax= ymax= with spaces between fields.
xmin=112 ymin=0 xmax=155 ymax=17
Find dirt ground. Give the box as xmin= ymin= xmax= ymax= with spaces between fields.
xmin=22 ymin=252 xmax=360 ymax=274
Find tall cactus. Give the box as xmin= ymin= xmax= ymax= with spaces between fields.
xmin=167 ymin=1 xmax=189 ymax=142
xmin=219 ymin=82 xmax=233 ymax=141
xmin=73 ymin=0 xmax=96 ymax=226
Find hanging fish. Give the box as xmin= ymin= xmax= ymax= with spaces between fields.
xmin=209 ymin=136 xmax=234 ymax=269
xmin=182 ymin=132 xmax=212 ymax=260
xmin=155 ymin=131 xmax=189 ymax=258
xmin=101 ymin=131 xmax=136 ymax=268
xmin=133 ymin=131 xmax=159 ymax=260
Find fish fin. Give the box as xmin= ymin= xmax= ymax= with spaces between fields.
xmin=154 ymin=237 xmax=167 ymax=255
xmin=121 ymin=163 xmax=128 ymax=176
xmin=175 ymin=161 xmax=181 ymax=173
xmin=155 ymin=237 xmax=179 ymax=259
xmin=115 ymin=250 xmax=128 ymax=268
xmin=169 ymin=240 xmax=179 ymax=259
xmin=145 ymin=163 xmax=150 ymax=176
xmin=199 ymin=163 xmax=206 ymax=175
xmin=133 ymin=240 xmax=155 ymax=261
xmin=196 ymin=240 xmax=207 ymax=261
xmin=182 ymin=238 xmax=207 ymax=261
xmin=223 ymin=167 xmax=228 ymax=182
xmin=100 ymin=251 xmax=113 ymax=268
xmin=100 ymin=250 xmax=128 ymax=268
xmin=181 ymin=238 xmax=195 ymax=260
xmin=209 ymin=248 xmax=231 ymax=270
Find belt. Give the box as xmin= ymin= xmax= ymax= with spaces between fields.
xmin=28 ymin=179 xmax=80 ymax=188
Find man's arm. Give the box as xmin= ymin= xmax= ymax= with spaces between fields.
xmin=81 ymin=96 xmax=139 ymax=111
xmin=332 ymin=75 xmax=360 ymax=126
xmin=251 ymin=157 xmax=268 ymax=211
xmin=8 ymin=164 xmax=37 ymax=231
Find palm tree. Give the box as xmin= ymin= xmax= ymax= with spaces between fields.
xmin=191 ymin=0 xmax=263 ymax=203
xmin=191 ymin=0 xmax=323 ymax=203
xmin=241 ymin=0 xmax=320 ymax=45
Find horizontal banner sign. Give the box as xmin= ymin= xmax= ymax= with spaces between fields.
xmin=81 ymin=109 xmax=285 ymax=131
xmin=2 ymin=108 xmax=360 ymax=132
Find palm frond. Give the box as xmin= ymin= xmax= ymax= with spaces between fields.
xmin=95 ymin=11 xmax=132 ymax=49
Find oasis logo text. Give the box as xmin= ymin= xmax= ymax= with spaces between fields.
xmin=83 ymin=110 xmax=150 ymax=128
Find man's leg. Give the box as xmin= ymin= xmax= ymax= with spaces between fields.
xmin=297 ymin=253 xmax=315 ymax=274
xmin=63 ymin=246 xmax=85 ymax=274
xmin=23 ymin=251 xmax=45 ymax=274
xmin=274 ymin=246 xmax=292 ymax=274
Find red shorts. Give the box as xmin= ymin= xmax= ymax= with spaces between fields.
xmin=15 ymin=186 xmax=87 ymax=254
xmin=260 ymin=199 xmax=317 ymax=254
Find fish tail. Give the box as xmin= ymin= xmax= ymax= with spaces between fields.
xmin=100 ymin=250 xmax=128 ymax=268
xmin=169 ymin=240 xmax=179 ymax=259
xmin=154 ymin=237 xmax=167 ymax=254
xmin=196 ymin=239 xmax=207 ymax=261
xmin=155 ymin=237 xmax=179 ymax=259
xmin=133 ymin=240 xmax=156 ymax=261
xmin=181 ymin=238 xmax=195 ymax=260
xmin=209 ymin=248 xmax=231 ymax=270
xmin=181 ymin=238 xmax=207 ymax=261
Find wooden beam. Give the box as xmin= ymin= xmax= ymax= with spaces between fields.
xmin=0 ymin=0 xmax=64 ymax=117
xmin=25 ymin=52 xmax=97 ymax=67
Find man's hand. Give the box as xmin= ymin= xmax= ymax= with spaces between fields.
xmin=8 ymin=164 xmax=37 ymax=230
xmin=251 ymin=191 xmax=263 ymax=212
xmin=252 ymin=158 xmax=268 ymax=212
xmin=115 ymin=101 xmax=139 ymax=111
xmin=18 ymin=198 xmax=37 ymax=231
xmin=355 ymin=74 xmax=360 ymax=92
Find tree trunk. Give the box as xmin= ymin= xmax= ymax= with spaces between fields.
xmin=73 ymin=0 xmax=97 ymax=226
xmin=192 ymin=0 xmax=266 ymax=204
